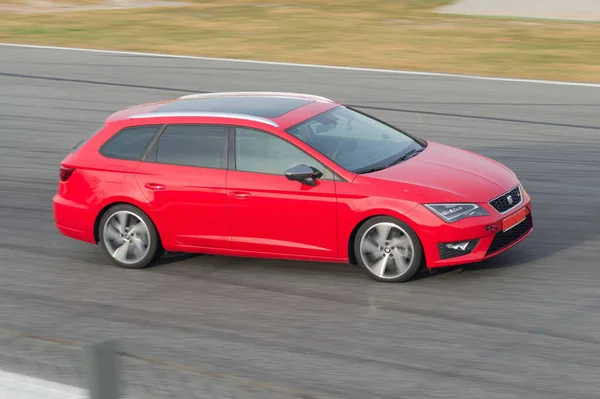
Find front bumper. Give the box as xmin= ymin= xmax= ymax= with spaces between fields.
xmin=406 ymin=196 xmax=533 ymax=268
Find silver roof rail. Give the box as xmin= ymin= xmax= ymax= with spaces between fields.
xmin=128 ymin=112 xmax=279 ymax=127
xmin=177 ymin=91 xmax=334 ymax=103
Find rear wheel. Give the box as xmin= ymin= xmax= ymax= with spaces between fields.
xmin=98 ymin=204 xmax=163 ymax=269
xmin=354 ymin=216 xmax=423 ymax=283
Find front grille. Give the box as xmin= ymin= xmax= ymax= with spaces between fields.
xmin=438 ymin=239 xmax=479 ymax=260
xmin=486 ymin=213 xmax=532 ymax=255
xmin=489 ymin=185 xmax=522 ymax=214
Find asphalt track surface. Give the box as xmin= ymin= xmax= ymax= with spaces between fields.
xmin=1 ymin=45 xmax=600 ymax=399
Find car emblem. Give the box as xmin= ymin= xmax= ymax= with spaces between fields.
xmin=507 ymin=195 xmax=513 ymax=205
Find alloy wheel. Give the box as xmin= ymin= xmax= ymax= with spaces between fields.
xmin=359 ymin=222 xmax=415 ymax=280
xmin=102 ymin=210 xmax=151 ymax=265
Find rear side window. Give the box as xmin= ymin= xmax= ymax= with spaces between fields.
xmin=149 ymin=124 xmax=227 ymax=169
xmin=99 ymin=125 xmax=160 ymax=160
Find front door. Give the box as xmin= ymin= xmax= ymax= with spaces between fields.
xmin=226 ymin=127 xmax=338 ymax=259
xmin=135 ymin=123 xmax=230 ymax=249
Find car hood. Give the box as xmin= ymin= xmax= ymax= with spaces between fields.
xmin=358 ymin=141 xmax=519 ymax=203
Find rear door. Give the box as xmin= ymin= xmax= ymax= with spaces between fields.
xmin=135 ymin=123 xmax=231 ymax=249
xmin=226 ymin=127 xmax=338 ymax=259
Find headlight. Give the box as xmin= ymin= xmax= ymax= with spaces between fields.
xmin=424 ymin=203 xmax=489 ymax=223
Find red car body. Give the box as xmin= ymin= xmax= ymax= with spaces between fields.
xmin=53 ymin=92 xmax=532 ymax=282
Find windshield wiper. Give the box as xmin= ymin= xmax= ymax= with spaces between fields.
xmin=354 ymin=165 xmax=389 ymax=174
xmin=354 ymin=148 xmax=424 ymax=174
xmin=387 ymin=148 xmax=423 ymax=167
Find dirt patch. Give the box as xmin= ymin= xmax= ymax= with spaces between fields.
xmin=438 ymin=0 xmax=600 ymax=22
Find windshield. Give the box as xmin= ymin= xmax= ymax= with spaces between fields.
xmin=286 ymin=106 xmax=425 ymax=173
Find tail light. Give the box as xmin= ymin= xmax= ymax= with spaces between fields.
xmin=59 ymin=166 xmax=75 ymax=182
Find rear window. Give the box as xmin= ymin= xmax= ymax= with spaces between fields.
xmin=146 ymin=124 xmax=227 ymax=169
xmin=99 ymin=125 xmax=161 ymax=160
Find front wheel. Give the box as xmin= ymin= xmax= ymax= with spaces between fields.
xmin=98 ymin=204 xmax=163 ymax=269
xmin=354 ymin=216 xmax=424 ymax=283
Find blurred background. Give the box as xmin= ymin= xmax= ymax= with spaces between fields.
xmin=1 ymin=1 xmax=600 ymax=399
xmin=1 ymin=0 xmax=600 ymax=81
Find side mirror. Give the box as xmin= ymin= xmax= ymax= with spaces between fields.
xmin=284 ymin=164 xmax=323 ymax=186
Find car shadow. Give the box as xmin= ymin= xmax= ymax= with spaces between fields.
xmin=150 ymin=252 xmax=202 ymax=268
xmin=410 ymin=247 xmax=533 ymax=282
xmin=140 ymin=228 xmax=538 ymax=282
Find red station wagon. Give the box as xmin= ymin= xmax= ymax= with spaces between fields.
xmin=53 ymin=92 xmax=533 ymax=282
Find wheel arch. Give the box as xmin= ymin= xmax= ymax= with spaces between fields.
xmin=346 ymin=210 xmax=425 ymax=266
xmin=93 ymin=200 xmax=161 ymax=244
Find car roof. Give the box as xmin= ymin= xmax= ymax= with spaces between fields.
xmin=104 ymin=92 xmax=341 ymax=130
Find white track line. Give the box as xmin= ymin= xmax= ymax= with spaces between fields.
xmin=0 ymin=369 xmax=86 ymax=399
xmin=1 ymin=43 xmax=599 ymax=88
xmin=0 ymin=369 xmax=136 ymax=399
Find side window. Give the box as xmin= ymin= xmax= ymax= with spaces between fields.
xmin=99 ymin=125 xmax=159 ymax=160
xmin=235 ymin=128 xmax=333 ymax=179
xmin=152 ymin=124 xmax=227 ymax=168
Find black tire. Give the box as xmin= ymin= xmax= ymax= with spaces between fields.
xmin=98 ymin=204 xmax=164 ymax=269
xmin=353 ymin=216 xmax=424 ymax=283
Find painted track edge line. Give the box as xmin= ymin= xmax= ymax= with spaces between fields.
xmin=1 ymin=42 xmax=599 ymax=88
xmin=0 ymin=369 xmax=137 ymax=399
xmin=1 ymin=369 xmax=92 ymax=399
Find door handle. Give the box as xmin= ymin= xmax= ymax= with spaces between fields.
xmin=228 ymin=191 xmax=251 ymax=199
xmin=145 ymin=183 xmax=166 ymax=190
